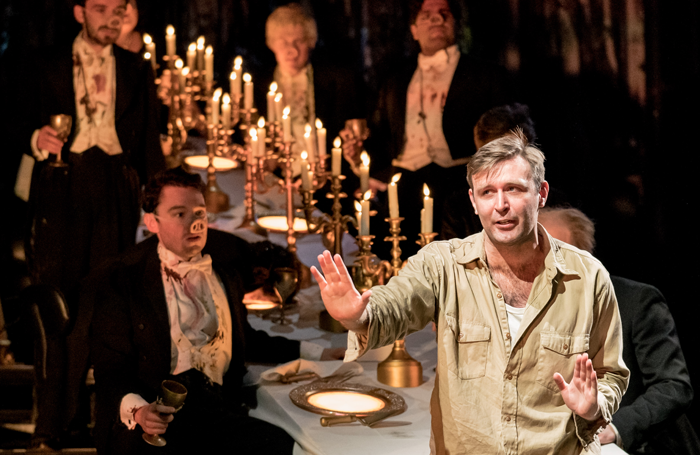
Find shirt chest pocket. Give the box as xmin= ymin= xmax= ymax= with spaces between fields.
xmin=536 ymin=331 xmax=590 ymax=392
xmin=446 ymin=321 xmax=491 ymax=380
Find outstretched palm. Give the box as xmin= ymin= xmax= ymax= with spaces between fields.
xmin=553 ymin=353 xmax=600 ymax=421
xmin=310 ymin=251 xmax=371 ymax=332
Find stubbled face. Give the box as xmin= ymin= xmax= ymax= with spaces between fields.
xmin=75 ymin=0 xmax=127 ymax=48
xmin=469 ymin=156 xmax=548 ymax=249
xmin=410 ymin=0 xmax=456 ymax=56
xmin=269 ymin=24 xmax=311 ymax=76
xmin=144 ymin=185 xmax=208 ymax=260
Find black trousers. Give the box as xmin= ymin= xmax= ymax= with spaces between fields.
xmin=106 ymin=370 xmax=294 ymax=455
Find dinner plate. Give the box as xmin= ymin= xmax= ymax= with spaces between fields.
xmin=289 ymin=382 xmax=407 ymax=417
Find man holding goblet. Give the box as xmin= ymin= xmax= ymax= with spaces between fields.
xmin=90 ymin=167 xmax=340 ymax=454
xmin=20 ymin=0 xmax=164 ymax=447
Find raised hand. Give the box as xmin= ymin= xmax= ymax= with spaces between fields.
xmin=310 ymin=251 xmax=371 ymax=333
xmin=134 ymin=402 xmax=176 ymax=435
xmin=553 ymin=353 xmax=601 ymax=421
xmin=339 ymin=128 xmax=363 ymax=168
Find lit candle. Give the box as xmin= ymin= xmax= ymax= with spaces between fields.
xmin=196 ymin=36 xmax=205 ymax=71
xmin=221 ymin=93 xmax=231 ymax=129
xmin=332 ymin=137 xmax=342 ymax=177
xmin=360 ymin=191 xmax=371 ymax=236
xmin=243 ymin=73 xmax=253 ymax=110
xmin=256 ymin=117 xmax=266 ymax=157
xmin=354 ymin=201 xmax=362 ymax=233
xmin=316 ymin=118 xmax=327 ymax=158
xmin=274 ymin=93 xmax=284 ymax=123
xmin=388 ymin=173 xmax=401 ymax=219
xmin=180 ymin=66 xmax=189 ymax=94
xmin=143 ymin=34 xmax=155 ymax=70
xmin=211 ymin=88 xmax=222 ymax=125
xmin=249 ymin=129 xmax=258 ymax=162
xmin=143 ymin=52 xmax=154 ymax=71
xmin=282 ymin=106 xmax=292 ymax=143
xmin=174 ymin=58 xmax=183 ymax=91
xmin=204 ymin=45 xmax=213 ymax=82
xmin=232 ymin=56 xmax=242 ymax=97
xmin=187 ymin=43 xmax=196 ymax=69
xmin=267 ymin=82 xmax=277 ymax=123
xmin=360 ymin=151 xmax=370 ymax=194
xmin=304 ymin=124 xmax=316 ymax=162
xmin=300 ymin=151 xmax=311 ymax=191
xmin=421 ymin=184 xmax=433 ymax=234
xmin=165 ymin=25 xmax=176 ymax=58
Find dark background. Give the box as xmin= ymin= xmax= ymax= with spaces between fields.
xmin=1 ymin=0 xmax=698 ymax=431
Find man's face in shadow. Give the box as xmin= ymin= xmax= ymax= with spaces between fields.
xmin=410 ymin=0 xmax=456 ymax=56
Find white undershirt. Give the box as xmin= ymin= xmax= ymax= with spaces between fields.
xmin=505 ymin=304 xmax=526 ymax=341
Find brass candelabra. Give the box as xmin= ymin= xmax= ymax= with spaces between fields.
xmin=417 ymin=232 xmax=438 ymax=248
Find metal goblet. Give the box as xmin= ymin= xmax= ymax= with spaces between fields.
xmin=49 ymin=114 xmax=72 ymax=167
xmin=142 ymin=379 xmax=188 ymax=447
xmin=344 ymin=119 xmax=370 ymax=142
xmin=270 ymin=267 xmax=299 ymax=325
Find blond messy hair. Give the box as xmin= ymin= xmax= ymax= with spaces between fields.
xmin=467 ymin=127 xmax=545 ymax=191
xmin=265 ymin=3 xmax=318 ymax=49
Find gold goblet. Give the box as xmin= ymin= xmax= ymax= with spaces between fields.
xmin=270 ymin=267 xmax=298 ymax=325
xmin=344 ymin=119 xmax=370 ymax=142
xmin=49 ymin=114 xmax=72 ymax=167
xmin=142 ymin=379 xmax=188 ymax=447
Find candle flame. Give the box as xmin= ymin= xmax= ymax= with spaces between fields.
xmin=361 ymin=151 xmax=370 ymax=166
xmin=166 ymin=25 xmax=175 ymax=36
xmin=275 ymin=92 xmax=283 ymax=102
xmin=143 ymin=52 xmax=151 ymax=60
xmin=222 ymin=93 xmax=231 ymax=105
xmin=301 ymin=151 xmax=308 ymax=160
xmin=391 ymin=173 xmax=402 ymax=184
xmin=189 ymin=43 xmax=196 ymax=52
xmin=354 ymin=201 xmax=362 ymax=212
xmin=213 ymin=88 xmax=222 ymax=101
xmin=283 ymin=106 xmax=290 ymax=117
xmin=333 ymin=137 xmax=342 ymax=148
xmin=182 ymin=67 xmax=190 ymax=76
xmin=205 ymin=45 xmax=213 ymax=56
xmin=143 ymin=34 xmax=152 ymax=45
xmin=197 ymin=36 xmax=205 ymax=46
xmin=270 ymin=82 xmax=278 ymax=92
xmin=175 ymin=59 xmax=183 ymax=69
xmin=197 ymin=42 xmax=204 ymax=51
xmin=250 ymin=129 xmax=257 ymax=139
xmin=363 ymin=190 xmax=372 ymax=201
xmin=305 ymin=124 xmax=312 ymax=135
xmin=423 ymin=184 xmax=430 ymax=197
xmin=234 ymin=56 xmax=242 ymax=68
xmin=315 ymin=118 xmax=323 ymax=129
xmin=230 ymin=71 xmax=236 ymax=81
xmin=258 ymin=117 xmax=265 ymax=128
xmin=243 ymin=73 xmax=251 ymax=83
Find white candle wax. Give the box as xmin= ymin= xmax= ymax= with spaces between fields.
xmin=274 ymin=93 xmax=284 ymax=122
xmin=204 ymin=46 xmax=213 ymax=82
xmin=316 ymin=119 xmax=326 ymax=158
xmin=165 ymin=25 xmax=176 ymax=58
xmin=243 ymin=73 xmax=253 ymax=110
xmin=331 ymin=137 xmax=342 ymax=177
xmin=300 ymin=158 xmax=311 ymax=191
xmin=388 ymin=181 xmax=399 ymax=219
xmin=196 ymin=37 xmax=205 ymax=71
xmin=360 ymin=151 xmax=370 ymax=194
xmin=360 ymin=199 xmax=370 ymax=235
xmin=211 ymin=89 xmax=221 ymax=125
xmin=187 ymin=43 xmax=196 ymax=69
xmin=422 ymin=187 xmax=433 ymax=234
xmin=282 ymin=107 xmax=292 ymax=143
xmin=221 ymin=94 xmax=231 ymax=129
xmin=256 ymin=123 xmax=266 ymax=157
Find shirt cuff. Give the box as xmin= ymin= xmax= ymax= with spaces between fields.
xmin=299 ymin=341 xmax=324 ymax=361
xmin=30 ymin=129 xmax=50 ymax=161
xmin=608 ymin=423 xmax=623 ymax=449
xmin=573 ymin=392 xmax=610 ymax=449
xmin=120 ymin=393 xmax=149 ymax=430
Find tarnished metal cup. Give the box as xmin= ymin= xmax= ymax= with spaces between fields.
xmin=49 ymin=114 xmax=72 ymax=167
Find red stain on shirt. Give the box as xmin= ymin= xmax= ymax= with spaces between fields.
xmin=93 ymin=74 xmax=106 ymax=93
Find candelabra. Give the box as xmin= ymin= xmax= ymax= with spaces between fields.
xmin=350 ymin=235 xmax=393 ymax=294
xmin=384 ymin=217 xmax=407 ymax=275
xmin=417 ymin=232 xmax=438 ymax=248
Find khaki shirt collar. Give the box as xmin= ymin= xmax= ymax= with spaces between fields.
xmin=452 ymin=225 xmax=580 ymax=281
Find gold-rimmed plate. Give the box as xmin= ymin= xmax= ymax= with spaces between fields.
xmin=289 ymin=382 xmax=406 ymax=417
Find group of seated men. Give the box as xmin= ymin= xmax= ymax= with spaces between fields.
xmin=6 ymin=0 xmax=696 ymax=453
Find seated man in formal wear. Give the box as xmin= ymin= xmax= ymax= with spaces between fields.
xmin=19 ymin=0 xmax=164 ymax=447
xmin=90 ymin=167 xmax=339 ymax=455
xmin=312 ymin=130 xmax=629 ymax=454
xmin=538 ymin=207 xmax=699 ymax=455
xmin=343 ymin=0 xmax=514 ymax=255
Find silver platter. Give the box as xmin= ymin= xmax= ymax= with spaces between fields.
xmin=289 ymin=381 xmax=407 ymax=417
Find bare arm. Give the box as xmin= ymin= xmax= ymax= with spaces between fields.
xmin=310 ymin=251 xmax=372 ymax=334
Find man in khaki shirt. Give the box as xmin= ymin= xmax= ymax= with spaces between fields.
xmin=311 ymin=130 xmax=629 ymax=454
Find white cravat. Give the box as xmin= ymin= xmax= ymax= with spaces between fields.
xmin=394 ymin=44 xmax=466 ymax=171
